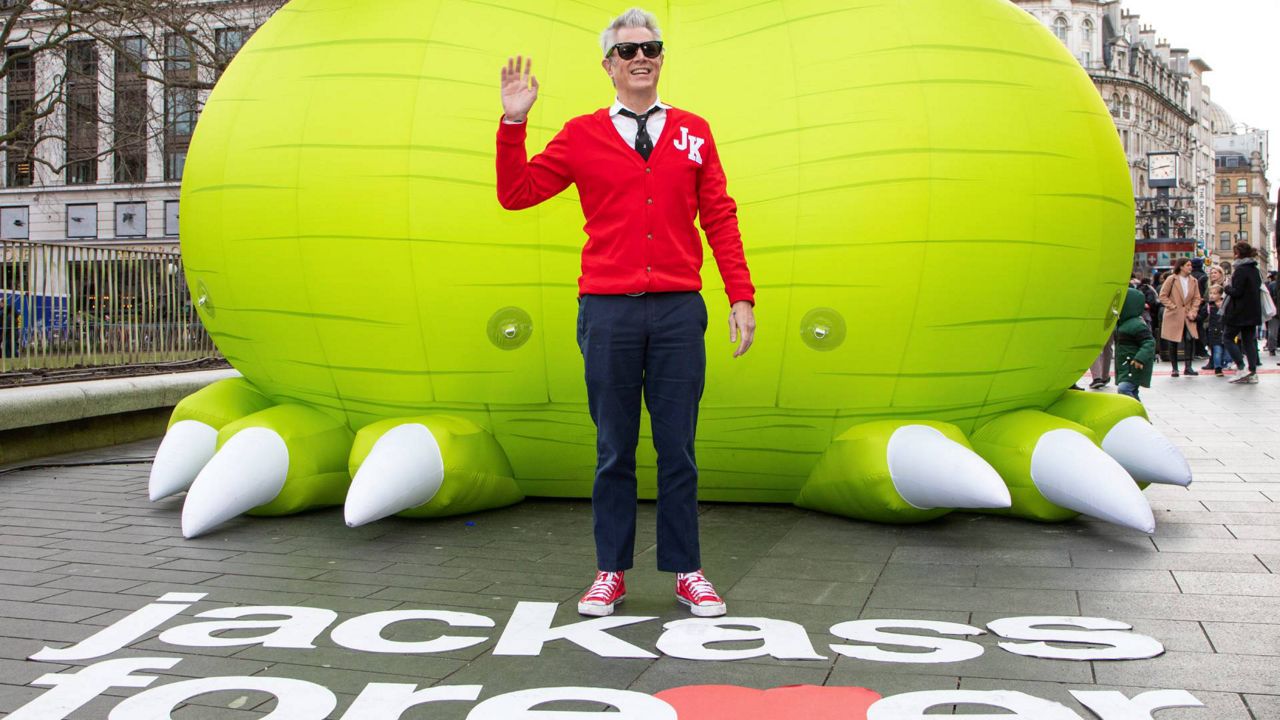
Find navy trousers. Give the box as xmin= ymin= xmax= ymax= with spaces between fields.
xmin=577 ymin=292 xmax=707 ymax=573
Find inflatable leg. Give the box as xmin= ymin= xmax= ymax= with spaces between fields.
xmin=181 ymin=404 xmax=354 ymax=538
xmin=795 ymin=420 xmax=1010 ymax=523
xmin=344 ymin=415 xmax=523 ymax=527
xmin=148 ymin=378 xmax=275 ymax=501
xmin=969 ymin=410 xmax=1155 ymax=533
xmin=1046 ymin=392 xmax=1192 ymax=487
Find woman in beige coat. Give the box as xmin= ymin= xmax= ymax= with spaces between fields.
xmin=1159 ymin=257 xmax=1202 ymax=377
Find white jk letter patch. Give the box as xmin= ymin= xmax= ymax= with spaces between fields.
xmin=673 ymin=127 xmax=705 ymax=165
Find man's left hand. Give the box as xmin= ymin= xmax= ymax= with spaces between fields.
xmin=729 ymin=301 xmax=755 ymax=358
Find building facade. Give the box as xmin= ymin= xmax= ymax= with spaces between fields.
xmin=0 ymin=0 xmax=282 ymax=251
xmin=1212 ymin=127 xmax=1274 ymax=270
xmin=1013 ymin=0 xmax=1221 ymax=277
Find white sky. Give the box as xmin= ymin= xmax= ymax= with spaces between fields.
xmin=1118 ymin=0 xmax=1280 ymax=187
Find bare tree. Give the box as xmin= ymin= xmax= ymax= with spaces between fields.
xmin=0 ymin=0 xmax=285 ymax=185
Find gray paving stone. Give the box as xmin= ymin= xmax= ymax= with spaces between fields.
xmin=1243 ymin=693 xmax=1280 ymax=719
xmin=975 ymin=565 xmax=1179 ymax=592
xmin=725 ymin=576 xmax=872 ymax=608
xmin=1202 ymin=622 xmax=1280 ymax=656
xmin=50 ymin=561 xmax=218 ymax=584
xmin=743 ymin=556 xmax=883 ymax=584
xmin=866 ymin=584 xmax=1079 ymax=615
xmin=37 ymin=575 xmax=150 ymax=593
xmin=1082 ymin=590 xmax=1280 ymax=623
xmin=1070 ymin=549 xmax=1270 ymax=572
xmin=1094 ymin=650 xmax=1280 ymax=695
xmin=878 ymin=563 xmax=978 ymax=587
xmin=1227 ymin=524 xmax=1280 ymax=539
xmin=889 ymin=545 xmax=1073 ymax=567
xmin=1155 ymin=537 xmax=1280 ymax=554
xmin=1174 ymin=570 xmax=1280 ymax=596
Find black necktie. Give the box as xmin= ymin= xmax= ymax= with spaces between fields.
xmin=618 ymin=107 xmax=658 ymax=160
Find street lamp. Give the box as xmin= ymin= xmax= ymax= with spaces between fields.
xmin=1236 ymin=203 xmax=1248 ymax=241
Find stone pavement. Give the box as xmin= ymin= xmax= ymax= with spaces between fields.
xmin=0 ymin=364 xmax=1278 ymax=718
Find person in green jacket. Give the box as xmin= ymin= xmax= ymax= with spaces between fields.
xmin=1115 ymin=287 xmax=1156 ymax=401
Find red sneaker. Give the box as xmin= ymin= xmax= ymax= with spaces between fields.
xmin=675 ymin=570 xmax=727 ymax=617
xmin=578 ymin=571 xmax=625 ymax=617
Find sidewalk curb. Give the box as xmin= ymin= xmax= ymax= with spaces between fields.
xmin=0 ymin=369 xmax=239 ymax=432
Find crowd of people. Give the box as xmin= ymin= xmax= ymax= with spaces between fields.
xmin=1087 ymin=242 xmax=1278 ymax=398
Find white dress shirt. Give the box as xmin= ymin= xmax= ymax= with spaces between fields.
xmin=1179 ymin=275 xmax=1190 ymax=298
xmin=609 ymin=97 xmax=671 ymax=148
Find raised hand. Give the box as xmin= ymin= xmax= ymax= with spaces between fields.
xmin=500 ymin=55 xmax=539 ymax=123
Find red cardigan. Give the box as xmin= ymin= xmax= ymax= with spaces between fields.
xmin=496 ymin=107 xmax=754 ymax=306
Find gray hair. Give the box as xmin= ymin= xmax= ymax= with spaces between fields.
xmin=600 ymin=8 xmax=662 ymax=56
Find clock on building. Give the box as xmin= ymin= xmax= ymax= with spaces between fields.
xmin=1148 ymin=152 xmax=1178 ymax=189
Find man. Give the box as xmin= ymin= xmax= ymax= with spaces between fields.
xmin=496 ymin=8 xmax=755 ymax=618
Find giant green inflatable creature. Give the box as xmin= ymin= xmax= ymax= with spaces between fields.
xmin=155 ymin=0 xmax=1192 ymax=538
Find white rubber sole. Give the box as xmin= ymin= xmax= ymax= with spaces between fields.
xmin=677 ymin=595 xmax=727 ymax=617
xmin=577 ymin=594 xmax=624 ymax=617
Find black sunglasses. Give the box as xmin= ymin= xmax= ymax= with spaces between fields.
xmin=608 ymin=41 xmax=663 ymax=60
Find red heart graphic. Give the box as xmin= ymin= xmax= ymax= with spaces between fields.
xmin=654 ymin=684 xmax=881 ymax=719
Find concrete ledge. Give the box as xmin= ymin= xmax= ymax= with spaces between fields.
xmin=0 ymin=369 xmax=240 ymax=432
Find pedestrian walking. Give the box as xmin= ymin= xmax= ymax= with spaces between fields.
xmin=1115 ymin=288 xmax=1155 ymax=401
xmin=1158 ymin=258 xmax=1202 ymax=377
xmin=1222 ymin=243 xmax=1262 ymax=384
xmin=497 ymin=7 xmax=755 ymax=618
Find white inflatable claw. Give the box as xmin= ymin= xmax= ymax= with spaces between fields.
xmin=1101 ymin=416 xmax=1193 ymax=487
xmin=148 ymin=420 xmax=218 ymax=501
xmin=344 ymin=424 xmax=445 ymax=528
xmin=181 ymin=427 xmax=289 ymax=539
xmin=1031 ymin=429 xmax=1156 ymax=534
xmin=887 ymin=425 xmax=1012 ymax=510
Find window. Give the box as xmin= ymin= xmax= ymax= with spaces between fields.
xmin=215 ymin=27 xmax=250 ymax=78
xmin=114 ymin=36 xmax=148 ymax=183
xmin=1082 ymin=19 xmax=1094 ymax=48
xmin=1237 ymin=178 xmax=1248 ymax=194
xmin=1053 ymin=16 xmax=1069 ymax=43
xmin=1219 ymin=232 xmax=1231 ymax=251
xmin=1109 ymin=93 xmax=1120 ymax=117
xmin=164 ymin=200 xmax=179 ymax=237
xmin=115 ymin=201 xmax=147 ymax=237
xmin=1220 ymin=205 xmax=1231 ymax=222
xmin=1239 ymin=230 xmax=1249 ymax=242
xmin=66 ymin=40 xmax=99 ymax=185
xmin=164 ymin=34 xmax=198 ymax=181
xmin=66 ymin=204 xmax=98 ymax=239
xmin=1122 ymin=96 xmax=1131 ymax=119
xmin=5 ymin=47 xmax=35 ymax=187
xmin=0 ymin=207 xmax=29 ymax=240
xmin=1220 ymin=178 xmax=1230 ymax=195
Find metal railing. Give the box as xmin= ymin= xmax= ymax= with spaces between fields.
xmin=1 ymin=239 xmax=219 ymax=373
